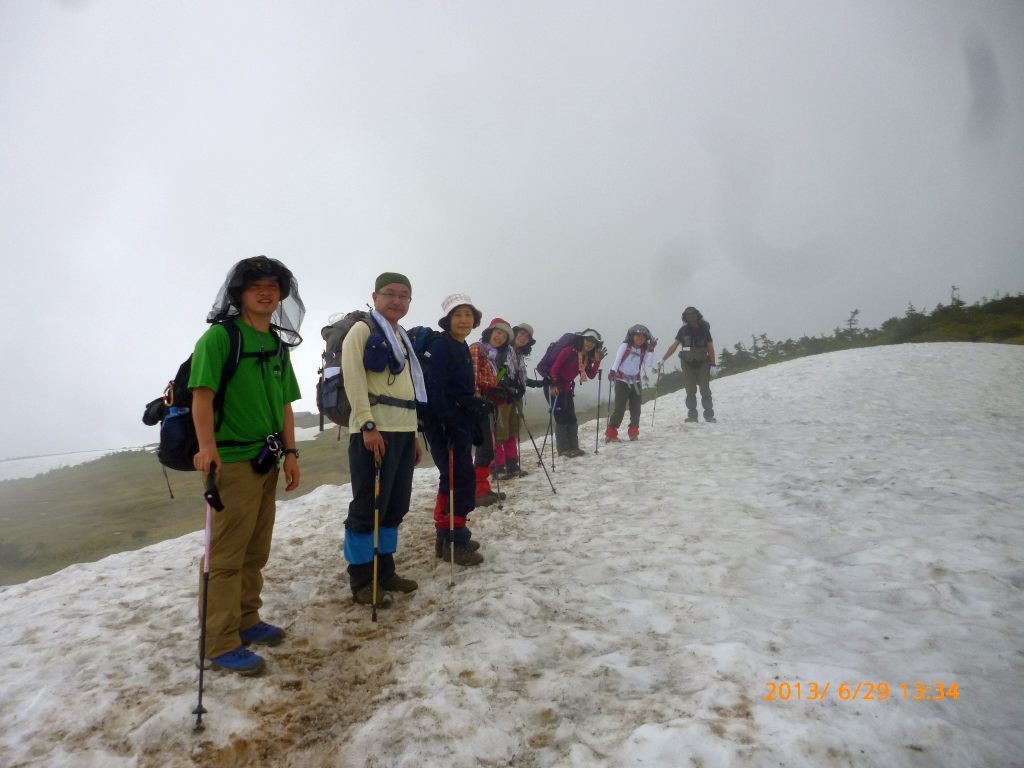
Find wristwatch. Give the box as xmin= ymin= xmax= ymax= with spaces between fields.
xmin=361 ymin=421 xmax=377 ymax=432
xmin=283 ymin=448 xmax=299 ymax=458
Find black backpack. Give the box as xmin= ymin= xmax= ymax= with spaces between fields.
xmin=143 ymin=320 xmax=284 ymax=472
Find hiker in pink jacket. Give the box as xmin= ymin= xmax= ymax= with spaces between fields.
xmin=548 ymin=329 xmax=605 ymax=457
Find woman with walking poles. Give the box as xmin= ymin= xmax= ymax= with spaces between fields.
xmin=497 ymin=322 xmax=542 ymax=479
xmin=423 ymin=294 xmax=487 ymax=566
xmin=548 ymin=329 xmax=606 ymax=458
xmin=469 ymin=318 xmax=513 ymax=506
xmin=605 ymin=324 xmax=656 ymax=443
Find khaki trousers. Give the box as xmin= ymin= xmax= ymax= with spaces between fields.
xmin=494 ymin=402 xmax=518 ymax=443
xmin=198 ymin=460 xmax=279 ymax=658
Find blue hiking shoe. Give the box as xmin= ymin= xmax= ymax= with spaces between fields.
xmin=239 ymin=621 xmax=285 ymax=646
xmin=208 ymin=646 xmax=265 ymax=675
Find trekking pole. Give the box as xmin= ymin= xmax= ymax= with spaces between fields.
xmin=516 ymin=401 xmax=556 ymax=494
xmin=539 ymin=387 xmax=552 ymax=459
xmin=371 ymin=459 xmax=381 ymax=623
xmin=550 ymin=394 xmax=559 ymax=473
xmin=651 ymin=367 xmax=662 ymax=428
xmin=489 ymin=411 xmax=503 ymax=510
xmin=194 ymin=464 xmax=223 ymax=733
xmin=448 ymin=438 xmax=456 ymax=588
xmin=595 ymin=371 xmax=603 ymax=454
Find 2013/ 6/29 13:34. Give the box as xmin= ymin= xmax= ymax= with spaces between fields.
xmin=764 ymin=682 xmax=960 ymax=701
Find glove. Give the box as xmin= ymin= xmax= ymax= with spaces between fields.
xmin=709 ymin=365 xmax=717 ymax=377
xmin=526 ymin=377 xmax=545 ymax=389
xmin=649 ymin=338 xmax=658 ymax=351
xmin=512 ymin=382 xmax=526 ymax=400
xmin=488 ymin=386 xmax=512 ymax=403
xmin=439 ymin=417 xmax=459 ymax=444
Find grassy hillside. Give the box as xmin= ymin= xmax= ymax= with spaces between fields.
xmin=0 ymin=422 xmax=355 ymax=586
xmin=717 ymin=290 xmax=1024 ymax=377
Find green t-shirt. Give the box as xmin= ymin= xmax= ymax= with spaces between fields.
xmin=188 ymin=318 xmax=301 ymax=463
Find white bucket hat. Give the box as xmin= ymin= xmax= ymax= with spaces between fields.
xmin=438 ymin=292 xmax=482 ymax=328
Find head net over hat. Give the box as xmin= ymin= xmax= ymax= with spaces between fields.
xmin=208 ymin=256 xmax=305 ymax=347
xmin=625 ymin=324 xmax=652 ymax=343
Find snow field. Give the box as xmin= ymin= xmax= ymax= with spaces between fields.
xmin=0 ymin=343 xmax=1022 ymax=767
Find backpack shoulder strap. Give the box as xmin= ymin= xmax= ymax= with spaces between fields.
xmin=213 ymin=320 xmax=244 ymax=431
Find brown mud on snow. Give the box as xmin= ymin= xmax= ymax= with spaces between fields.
xmin=187 ymin=507 xmax=452 ymax=768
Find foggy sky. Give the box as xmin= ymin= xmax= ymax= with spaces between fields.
xmin=2 ymin=0 xmax=1023 ymax=461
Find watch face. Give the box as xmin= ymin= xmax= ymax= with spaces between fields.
xmin=364 ymin=422 xmax=376 ymax=431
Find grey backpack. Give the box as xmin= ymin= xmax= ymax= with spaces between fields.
xmin=316 ymin=311 xmax=379 ymax=430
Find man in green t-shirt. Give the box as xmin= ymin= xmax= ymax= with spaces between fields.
xmin=188 ymin=256 xmax=304 ymax=675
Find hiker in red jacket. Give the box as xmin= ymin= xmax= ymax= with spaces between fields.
xmin=549 ymin=329 xmax=605 ymax=457
xmin=469 ymin=318 xmax=512 ymax=506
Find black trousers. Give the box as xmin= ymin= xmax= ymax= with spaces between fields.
xmin=426 ymin=419 xmax=477 ymax=518
xmin=345 ymin=430 xmax=417 ymax=534
xmin=608 ymin=380 xmax=642 ymax=430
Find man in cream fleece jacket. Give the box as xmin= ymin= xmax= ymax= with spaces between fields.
xmin=341 ymin=272 xmax=423 ymax=605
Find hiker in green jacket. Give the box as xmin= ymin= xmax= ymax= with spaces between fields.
xmin=190 ymin=257 xmax=304 ymax=675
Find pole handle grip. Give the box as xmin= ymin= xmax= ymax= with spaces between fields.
xmin=204 ymin=464 xmax=224 ymax=511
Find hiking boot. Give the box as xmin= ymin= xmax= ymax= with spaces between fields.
xmin=629 ymin=435 xmax=639 ymax=442
xmin=569 ymin=448 xmax=587 ymax=457
xmin=436 ymin=538 xmax=481 ymax=557
xmin=605 ymin=435 xmax=621 ymax=443
xmin=507 ymin=468 xmax=529 ymax=478
xmin=705 ymin=417 xmax=717 ymax=423
xmin=476 ymin=491 xmax=505 ymax=506
xmin=352 ymin=585 xmax=393 ymax=607
xmin=685 ymin=415 xmax=699 ymax=423
xmin=208 ymin=646 xmax=265 ymax=675
xmin=239 ymin=621 xmax=285 ymax=646
xmin=380 ymin=573 xmax=418 ymax=593
xmin=440 ymin=542 xmax=484 ymax=566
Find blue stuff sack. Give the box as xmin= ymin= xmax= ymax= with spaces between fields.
xmin=363 ymin=334 xmax=391 ymax=373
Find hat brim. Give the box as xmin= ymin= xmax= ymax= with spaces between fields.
xmin=439 ymin=304 xmax=482 ymax=329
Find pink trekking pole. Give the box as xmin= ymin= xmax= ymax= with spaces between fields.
xmin=193 ymin=464 xmax=222 ymax=731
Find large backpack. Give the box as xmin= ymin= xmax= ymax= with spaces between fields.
xmin=405 ymin=325 xmax=446 ymax=372
xmin=535 ymin=332 xmax=576 ymax=381
xmin=316 ymin=311 xmax=383 ymax=430
xmin=142 ymin=320 xmax=285 ymax=472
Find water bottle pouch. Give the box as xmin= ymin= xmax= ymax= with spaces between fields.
xmin=363 ymin=335 xmax=391 ymax=373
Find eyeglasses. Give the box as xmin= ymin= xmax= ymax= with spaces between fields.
xmin=378 ymin=291 xmax=412 ymax=302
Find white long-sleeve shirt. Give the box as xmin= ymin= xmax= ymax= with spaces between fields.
xmin=610 ymin=342 xmax=654 ymax=382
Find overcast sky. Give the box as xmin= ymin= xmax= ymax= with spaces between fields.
xmin=1 ymin=0 xmax=1022 ymax=461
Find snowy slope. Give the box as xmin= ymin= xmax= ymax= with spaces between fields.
xmin=1 ymin=343 xmax=1022 ymax=768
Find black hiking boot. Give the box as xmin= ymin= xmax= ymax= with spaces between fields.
xmin=436 ymin=538 xmax=480 ymax=558
xmin=380 ymin=573 xmax=419 ymax=593
xmin=440 ymin=542 xmax=485 ymax=566
xmin=685 ymin=415 xmax=699 ymax=423
xmin=476 ymin=491 xmax=505 ymax=507
xmin=705 ymin=416 xmax=717 ymax=423
xmin=352 ymin=586 xmax=393 ymax=607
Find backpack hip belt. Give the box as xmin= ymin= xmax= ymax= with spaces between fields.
xmin=369 ymin=394 xmax=417 ymax=409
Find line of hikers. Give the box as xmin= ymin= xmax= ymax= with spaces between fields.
xmin=169 ymin=257 xmax=717 ymax=674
